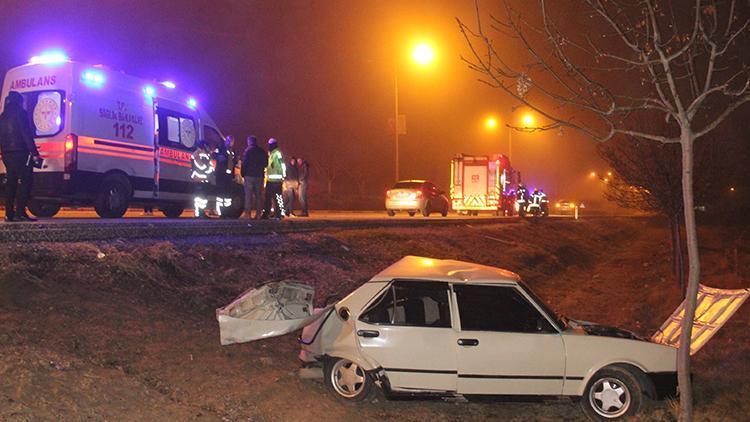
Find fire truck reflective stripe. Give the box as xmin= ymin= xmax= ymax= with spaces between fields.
xmin=93 ymin=139 xmax=153 ymax=152
xmin=78 ymin=147 xmax=153 ymax=162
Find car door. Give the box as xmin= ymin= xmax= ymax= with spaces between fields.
xmin=453 ymin=284 xmax=566 ymax=395
xmin=355 ymin=280 xmax=457 ymax=392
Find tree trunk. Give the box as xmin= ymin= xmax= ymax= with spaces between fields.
xmin=678 ymin=134 xmax=701 ymax=422
xmin=327 ymin=179 xmax=333 ymax=195
xmin=670 ymin=217 xmax=685 ymax=291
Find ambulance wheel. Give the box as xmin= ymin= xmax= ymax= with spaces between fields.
xmin=160 ymin=204 xmax=184 ymax=218
xmin=28 ymin=200 xmax=61 ymax=218
xmin=94 ymin=174 xmax=132 ymax=218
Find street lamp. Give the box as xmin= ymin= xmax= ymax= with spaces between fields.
xmin=393 ymin=41 xmax=436 ymax=181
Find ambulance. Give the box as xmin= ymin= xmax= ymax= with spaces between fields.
xmin=0 ymin=51 xmax=243 ymax=218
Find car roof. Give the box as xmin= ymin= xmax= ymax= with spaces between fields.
xmin=394 ymin=179 xmax=427 ymax=184
xmin=370 ymin=255 xmax=521 ymax=284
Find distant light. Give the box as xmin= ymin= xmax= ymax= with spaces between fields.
xmin=603 ymin=178 xmax=609 ymax=183
xmin=412 ymin=42 xmax=436 ymax=66
xmin=589 ymin=171 xmax=597 ymax=178
xmin=187 ymin=97 xmax=198 ymax=109
xmin=485 ymin=117 xmax=498 ymax=130
xmin=55 ymin=116 xmax=62 ymax=126
xmin=81 ymin=69 xmax=105 ymax=88
xmin=730 ymin=186 xmax=736 ymax=192
xmin=607 ymin=171 xmax=613 ymax=177
xmin=29 ymin=50 xmax=68 ymax=65
xmin=143 ymin=85 xmax=156 ymax=97
xmin=161 ymin=81 xmax=176 ymax=89
xmin=522 ymin=113 xmax=535 ymax=127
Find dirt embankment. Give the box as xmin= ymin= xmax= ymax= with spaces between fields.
xmin=0 ymin=218 xmax=748 ymax=421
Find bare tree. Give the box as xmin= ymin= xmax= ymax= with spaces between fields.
xmin=310 ymin=155 xmax=345 ymax=195
xmin=458 ymin=1 xmax=750 ymax=418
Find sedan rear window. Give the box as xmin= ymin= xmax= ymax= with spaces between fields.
xmin=360 ymin=281 xmax=451 ymax=328
xmin=392 ymin=182 xmax=424 ymax=189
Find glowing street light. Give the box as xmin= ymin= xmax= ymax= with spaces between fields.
xmin=393 ymin=40 xmax=438 ymax=181
xmin=412 ymin=42 xmax=436 ymax=67
xmin=485 ymin=116 xmax=499 ymax=130
xmin=521 ymin=113 xmax=535 ymax=127
xmin=589 ymin=171 xmax=597 ymax=178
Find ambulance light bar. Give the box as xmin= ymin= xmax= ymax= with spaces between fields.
xmin=143 ymin=85 xmax=156 ymax=98
xmin=29 ymin=51 xmax=69 ymax=65
xmin=81 ymin=69 xmax=105 ymax=88
xmin=187 ymin=97 xmax=198 ymax=110
xmin=161 ymin=81 xmax=176 ymax=89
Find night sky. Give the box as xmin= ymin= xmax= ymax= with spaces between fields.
xmin=0 ymin=0 xmax=650 ymax=201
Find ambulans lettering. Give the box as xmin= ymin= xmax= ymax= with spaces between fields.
xmin=9 ymin=75 xmax=57 ymax=90
xmin=161 ymin=147 xmax=191 ymax=162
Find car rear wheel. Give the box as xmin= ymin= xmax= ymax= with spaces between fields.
xmin=324 ymin=357 xmax=373 ymax=402
xmin=387 ymin=210 xmax=396 ymax=217
xmin=27 ymin=200 xmax=61 ymax=218
xmin=94 ymin=174 xmax=132 ymax=218
xmin=408 ymin=211 xmax=415 ymax=217
xmin=581 ymin=366 xmax=643 ymax=420
xmin=422 ymin=201 xmax=431 ymax=217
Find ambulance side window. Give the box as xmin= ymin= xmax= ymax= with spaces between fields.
xmin=204 ymin=126 xmax=223 ymax=148
xmin=157 ymin=109 xmax=196 ymax=151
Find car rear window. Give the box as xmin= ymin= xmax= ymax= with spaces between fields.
xmin=360 ymin=281 xmax=451 ymax=328
xmin=393 ymin=182 xmax=424 ymax=189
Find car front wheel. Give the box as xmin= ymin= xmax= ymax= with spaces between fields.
xmin=324 ymin=357 xmax=373 ymax=402
xmin=581 ymin=366 xmax=643 ymax=420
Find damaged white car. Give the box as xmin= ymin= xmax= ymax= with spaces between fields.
xmin=293 ymin=256 xmax=747 ymax=420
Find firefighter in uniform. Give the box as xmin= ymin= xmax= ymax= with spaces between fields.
xmin=262 ymin=138 xmax=286 ymax=219
xmin=213 ymin=137 xmax=234 ymax=217
xmin=191 ymin=140 xmax=214 ymax=218
xmin=538 ymin=189 xmax=549 ymax=216
xmin=516 ymin=184 xmax=528 ymax=215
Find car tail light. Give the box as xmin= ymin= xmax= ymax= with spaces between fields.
xmin=64 ymin=133 xmax=77 ymax=172
xmin=416 ymin=190 xmax=423 ymax=199
xmin=386 ymin=190 xmax=392 ymax=199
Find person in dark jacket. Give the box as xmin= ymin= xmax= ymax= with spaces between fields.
xmin=240 ymin=136 xmax=268 ymax=219
xmin=0 ymin=92 xmax=40 ymax=222
xmin=297 ymin=157 xmax=310 ymax=217
xmin=213 ymin=137 xmax=234 ymax=217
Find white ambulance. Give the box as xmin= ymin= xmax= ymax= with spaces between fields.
xmin=0 ymin=52 xmax=243 ymax=218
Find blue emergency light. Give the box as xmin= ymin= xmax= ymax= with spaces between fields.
xmin=81 ymin=69 xmax=105 ymax=88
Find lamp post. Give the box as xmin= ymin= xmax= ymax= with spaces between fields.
xmin=485 ymin=112 xmax=535 ymax=163
xmin=393 ymin=42 xmax=435 ymax=182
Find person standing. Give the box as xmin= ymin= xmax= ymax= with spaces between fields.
xmin=262 ymin=138 xmax=285 ymax=219
xmin=213 ymin=137 xmax=233 ymax=217
xmin=0 ymin=92 xmax=40 ymax=222
xmin=297 ymin=157 xmax=310 ymax=217
xmin=283 ymin=157 xmax=299 ymax=216
xmin=191 ymin=140 xmax=214 ymax=218
xmin=240 ymin=136 xmax=268 ymax=219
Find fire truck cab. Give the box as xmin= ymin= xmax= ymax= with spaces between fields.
xmin=450 ymin=153 xmax=517 ymax=216
xmin=0 ymin=52 xmax=242 ymax=218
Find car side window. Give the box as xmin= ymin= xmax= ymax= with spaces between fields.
xmin=454 ymin=285 xmax=555 ymax=333
xmin=360 ymin=281 xmax=451 ymax=328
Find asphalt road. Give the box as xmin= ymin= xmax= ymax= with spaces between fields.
xmin=0 ymin=208 xmax=579 ymax=243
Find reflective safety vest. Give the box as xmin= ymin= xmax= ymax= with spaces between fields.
xmin=266 ymin=149 xmax=286 ymax=181
xmin=191 ymin=149 xmax=215 ymax=183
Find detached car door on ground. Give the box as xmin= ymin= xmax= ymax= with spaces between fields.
xmin=453 ymin=284 xmax=566 ymax=395
xmin=356 ymin=281 xmax=457 ymax=392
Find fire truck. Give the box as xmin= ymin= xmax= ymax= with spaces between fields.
xmin=450 ymin=153 xmax=518 ymax=216
xmin=0 ymin=51 xmax=243 ymax=218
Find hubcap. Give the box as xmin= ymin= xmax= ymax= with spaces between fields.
xmin=331 ymin=359 xmax=365 ymax=398
xmin=589 ymin=377 xmax=630 ymax=418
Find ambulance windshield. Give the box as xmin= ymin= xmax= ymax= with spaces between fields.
xmin=22 ymin=90 xmax=65 ymax=137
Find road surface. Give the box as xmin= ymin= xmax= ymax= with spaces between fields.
xmin=0 ymin=208 xmax=579 ymax=243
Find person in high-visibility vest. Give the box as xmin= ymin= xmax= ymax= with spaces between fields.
xmin=262 ymin=138 xmax=286 ymax=219
xmin=191 ymin=140 xmax=215 ymax=218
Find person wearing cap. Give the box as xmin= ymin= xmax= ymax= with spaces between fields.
xmin=262 ymin=138 xmax=285 ymax=219
xmin=240 ymin=136 xmax=268 ymax=219
xmin=0 ymin=91 xmax=40 ymax=222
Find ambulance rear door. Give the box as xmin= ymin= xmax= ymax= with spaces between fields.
xmin=72 ymin=65 xmax=157 ymax=199
xmin=154 ymin=98 xmax=199 ymax=203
